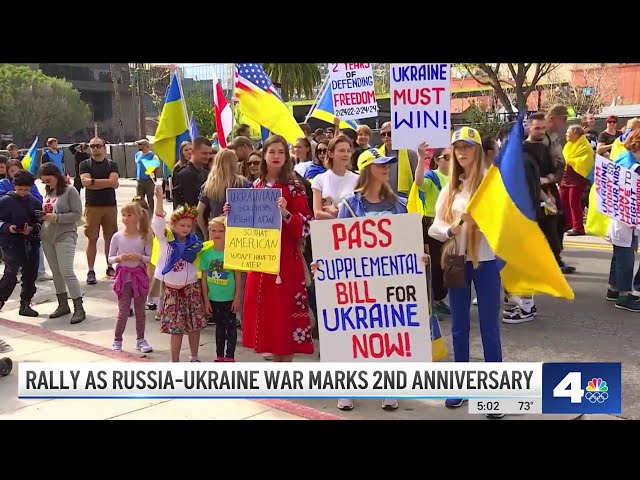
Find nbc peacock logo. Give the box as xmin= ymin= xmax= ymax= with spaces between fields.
xmin=585 ymin=378 xmax=609 ymax=404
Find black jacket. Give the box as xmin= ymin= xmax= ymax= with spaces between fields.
xmin=173 ymin=162 xmax=208 ymax=207
xmin=0 ymin=192 xmax=42 ymax=247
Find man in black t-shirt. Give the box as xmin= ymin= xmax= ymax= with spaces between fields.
xmin=597 ymin=115 xmax=622 ymax=158
xmin=78 ymin=137 xmax=120 ymax=285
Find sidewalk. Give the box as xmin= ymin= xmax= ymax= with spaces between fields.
xmin=0 ymin=323 xmax=339 ymax=420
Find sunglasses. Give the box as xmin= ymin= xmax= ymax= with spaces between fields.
xmin=248 ymin=161 xmax=261 ymax=166
xmin=89 ymin=144 xmax=104 ymax=149
xmin=607 ymin=121 xmax=616 ymax=124
xmin=437 ymin=154 xmax=451 ymax=161
xmin=316 ymin=149 xmax=327 ymax=154
xmin=381 ymin=132 xmax=391 ymax=138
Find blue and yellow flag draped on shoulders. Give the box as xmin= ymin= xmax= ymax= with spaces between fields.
xmin=154 ymin=72 xmax=190 ymax=170
xmin=466 ymin=116 xmax=574 ymax=299
xmin=21 ymin=137 xmax=39 ymax=175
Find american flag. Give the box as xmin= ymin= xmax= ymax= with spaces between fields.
xmin=235 ymin=63 xmax=283 ymax=101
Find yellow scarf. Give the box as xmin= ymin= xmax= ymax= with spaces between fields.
xmin=563 ymin=135 xmax=594 ymax=178
xmin=380 ymin=145 xmax=413 ymax=194
xmin=151 ymin=228 xmax=213 ymax=279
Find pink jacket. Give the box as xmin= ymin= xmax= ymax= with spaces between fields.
xmin=113 ymin=264 xmax=149 ymax=299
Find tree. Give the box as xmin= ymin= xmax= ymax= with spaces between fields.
xmin=544 ymin=65 xmax=617 ymax=115
xmin=463 ymin=105 xmax=502 ymax=138
xmin=262 ymin=64 xmax=321 ymax=101
xmin=184 ymin=91 xmax=216 ymax=138
xmin=459 ymin=63 xmax=559 ymax=114
xmin=0 ymin=64 xmax=90 ymax=146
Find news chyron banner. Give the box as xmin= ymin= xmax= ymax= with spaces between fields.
xmin=18 ymin=362 xmax=622 ymax=417
xmin=328 ymin=63 xmax=378 ymax=121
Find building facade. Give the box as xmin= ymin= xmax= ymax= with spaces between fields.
xmin=32 ymin=63 xmax=138 ymax=142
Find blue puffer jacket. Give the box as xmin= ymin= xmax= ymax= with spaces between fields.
xmin=0 ymin=178 xmax=43 ymax=203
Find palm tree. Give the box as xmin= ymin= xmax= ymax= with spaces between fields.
xmin=262 ymin=63 xmax=322 ymax=102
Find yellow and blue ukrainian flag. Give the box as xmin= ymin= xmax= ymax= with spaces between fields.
xmin=154 ymin=72 xmax=190 ymax=170
xmin=21 ymin=137 xmax=39 ymax=175
xmin=466 ymin=116 xmax=574 ymax=299
xmin=310 ymin=81 xmax=358 ymax=131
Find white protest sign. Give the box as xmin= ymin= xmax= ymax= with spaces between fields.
xmin=310 ymin=213 xmax=431 ymax=363
xmin=594 ymin=154 xmax=640 ymax=226
xmin=389 ymin=63 xmax=451 ymax=150
xmin=328 ymin=63 xmax=378 ymax=121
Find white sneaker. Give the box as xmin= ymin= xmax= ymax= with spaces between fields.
xmin=36 ymin=272 xmax=53 ymax=282
xmin=381 ymin=399 xmax=399 ymax=410
xmin=472 ymin=297 xmax=478 ymax=305
xmin=263 ymin=353 xmax=274 ymax=361
xmin=0 ymin=339 xmax=13 ymax=353
xmin=136 ymin=338 xmax=153 ymax=353
xmin=337 ymin=399 xmax=354 ymax=410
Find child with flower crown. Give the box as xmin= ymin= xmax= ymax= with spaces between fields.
xmin=152 ymin=185 xmax=207 ymax=362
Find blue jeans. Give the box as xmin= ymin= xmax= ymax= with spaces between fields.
xmin=609 ymin=236 xmax=637 ymax=292
xmin=448 ymin=260 xmax=502 ymax=363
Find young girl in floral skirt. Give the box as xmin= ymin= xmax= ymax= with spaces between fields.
xmin=151 ymin=185 xmax=207 ymax=362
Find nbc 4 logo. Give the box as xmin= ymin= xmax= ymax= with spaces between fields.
xmin=553 ymin=373 xmax=609 ymax=404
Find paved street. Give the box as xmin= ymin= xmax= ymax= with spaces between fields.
xmin=0 ymin=179 xmax=631 ymax=420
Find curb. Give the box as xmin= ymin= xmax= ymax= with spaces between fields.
xmin=0 ymin=317 xmax=343 ymax=421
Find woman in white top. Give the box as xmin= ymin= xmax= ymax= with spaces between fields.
xmin=428 ymin=127 xmax=503 ymax=416
xmin=311 ymin=136 xmax=359 ymax=219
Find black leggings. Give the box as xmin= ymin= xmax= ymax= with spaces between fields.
xmin=211 ymin=301 xmax=237 ymax=359
xmin=423 ymin=217 xmax=447 ymax=302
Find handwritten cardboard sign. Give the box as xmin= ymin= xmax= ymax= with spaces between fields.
xmin=224 ymin=188 xmax=282 ymax=274
xmin=329 ymin=63 xmax=378 ymax=121
xmin=311 ymin=214 xmax=431 ymax=363
xmin=594 ymin=154 xmax=640 ymax=226
xmin=390 ymin=63 xmax=451 ymax=150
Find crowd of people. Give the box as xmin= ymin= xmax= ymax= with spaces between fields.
xmin=0 ymin=105 xmax=638 ymax=418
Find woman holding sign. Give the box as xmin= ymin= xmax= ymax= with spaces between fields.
xmin=605 ymin=129 xmax=640 ymax=313
xmin=238 ymin=135 xmax=314 ymax=361
xmin=428 ymin=127 xmax=503 ymax=417
xmin=334 ymin=147 xmax=409 ymax=411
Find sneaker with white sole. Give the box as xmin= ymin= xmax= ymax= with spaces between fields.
xmin=112 ymin=340 xmax=123 ymax=352
xmin=503 ymin=304 xmax=537 ymax=316
xmin=502 ymin=306 xmax=536 ymax=324
xmin=486 ymin=413 xmax=505 ymax=419
xmin=337 ymin=399 xmax=354 ymax=410
xmin=0 ymin=339 xmax=13 ymax=354
xmin=136 ymin=338 xmax=153 ymax=353
xmin=381 ymin=399 xmax=399 ymax=410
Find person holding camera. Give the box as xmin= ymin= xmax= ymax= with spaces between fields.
xmin=0 ymin=171 xmax=43 ymax=317
xmin=39 ymin=163 xmax=85 ymax=323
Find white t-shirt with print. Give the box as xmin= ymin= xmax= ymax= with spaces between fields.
xmin=311 ymin=169 xmax=359 ymax=206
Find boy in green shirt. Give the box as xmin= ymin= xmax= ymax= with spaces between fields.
xmin=200 ymin=216 xmax=242 ymax=362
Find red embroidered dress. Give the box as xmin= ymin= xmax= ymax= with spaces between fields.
xmin=242 ymin=179 xmax=314 ymax=356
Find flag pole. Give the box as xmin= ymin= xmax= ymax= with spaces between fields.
xmin=304 ymin=73 xmax=330 ymax=123
xmin=175 ymin=67 xmax=193 ymax=141
xmin=230 ymin=63 xmax=237 ymax=141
